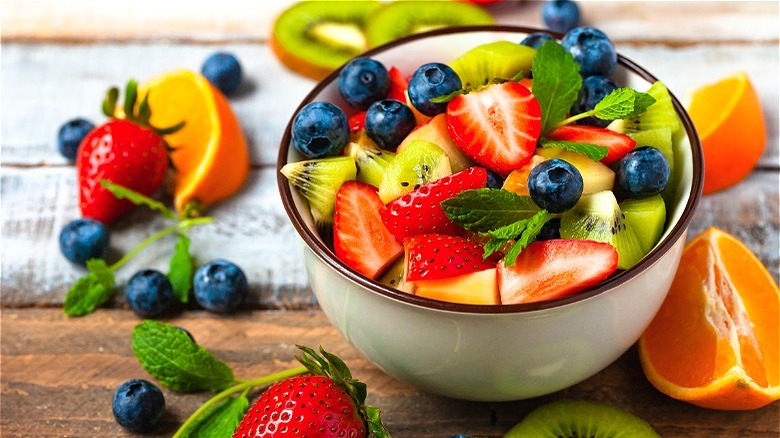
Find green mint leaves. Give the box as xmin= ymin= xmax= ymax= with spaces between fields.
xmin=532 ymin=40 xmax=582 ymax=135
xmin=63 ymin=259 xmax=115 ymax=316
xmin=592 ymin=87 xmax=656 ymax=120
xmin=132 ymin=320 xmax=235 ymax=392
xmin=169 ymin=233 xmax=194 ymax=303
xmin=177 ymin=395 xmax=249 ymax=438
xmin=540 ymin=139 xmax=608 ymax=161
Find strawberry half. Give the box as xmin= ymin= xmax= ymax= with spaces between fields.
xmin=388 ymin=66 xmax=408 ymax=102
xmin=497 ymin=239 xmax=618 ymax=304
xmin=446 ymin=81 xmax=542 ymax=176
xmin=405 ymin=234 xmax=498 ymax=282
xmin=546 ymin=125 xmax=636 ymax=164
xmin=334 ymin=181 xmax=403 ymax=279
xmin=380 ymin=166 xmax=487 ymax=241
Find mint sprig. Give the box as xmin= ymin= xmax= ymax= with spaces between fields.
xmin=441 ymin=188 xmax=540 ymax=232
xmin=532 ymin=40 xmax=582 ymax=135
xmin=540 ymin=139 xmax=608 ymax=161
xmin=551 ymin=87 xmax=656 ymax=130
xmin=177 ymin=395 xmax=249 ymax=438
xmin=503 ymin=211 xmax=556 ymax=267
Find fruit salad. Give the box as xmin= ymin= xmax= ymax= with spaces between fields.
xmin=282 ymin=27 xmax=683 ymax=306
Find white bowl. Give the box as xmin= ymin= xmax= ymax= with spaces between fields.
xmin=278 ymin=26 xmax=703 ymax=401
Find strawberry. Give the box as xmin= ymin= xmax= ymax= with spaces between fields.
xmin=77 ymin=80 xmax=182 ymax=224
xmin=233 ymin=345 xmax=390 ymax=438
xmin=380 ymin=167 xmax=487 ymax=241
xmin=497 ymin=239 xmax=618 ymax=304
xmin=387 ymin=66 xmax=408 ymax=102
xmin=334 ymin=181 xmax=403 ymax=279
xmin=446 ymin=81 xmax=542 ymax=176
xmin=348 ymin=111 xmax=367 ymax=133
xmin=405 ymin=234 xmax=498 ymax=282
xmin=546 ymin=125 xmax=636 ymax=164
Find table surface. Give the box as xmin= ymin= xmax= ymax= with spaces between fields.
xmin=1 ymin=1 xmax=779 ymax=437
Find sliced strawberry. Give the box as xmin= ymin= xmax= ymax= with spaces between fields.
xmin=380 ymin=167 xmax=487 ymax=241
xmin=497 ymin=239 xmax=618 ymax=305
xmin=334 ymin=181 xmax=403 ymax=279
xmin=388 ymin=66 xmax=408 ymax=102
xmin=348 ymin=111 xmax=366 ymax=133
xmin=405 ymin=234 xmax=498 ymax=282
xmin=547 ymin=125 xmax=636 ymax=164
xmin=446 ymin=81 xmax=541 ymax=176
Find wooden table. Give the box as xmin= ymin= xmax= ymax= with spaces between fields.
xmin=2 ymin=1 xmax=778 ymax=436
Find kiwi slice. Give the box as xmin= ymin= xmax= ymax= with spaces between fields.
xmin=626 ymin=127 xmax=673 ymax=174
xmin=378 ymin=140 xmax=452 ymax=204
xmin=378 ymin=258 xmax=415 ymax=294
xmin=448 ymin=41 xmax=536 ymax=88
xmin=280 ymin=156 xmax=357 ymax=229
xmin=560 ymin=190 xmax=645 ymax=270
xmin=271 ymin=1 xmax=382 ymax=80
xmin=505 ymin=399 xmax=660 ymax=438
xmin=620 ymin=194 xmax=666 ymax=254
xmin=365 ymin=1 xmax=493 ymax=48
xmin=607 ymin=81 xmax=681 ymax=134
xmin=344 ymin=132 xmax=396 ymax=188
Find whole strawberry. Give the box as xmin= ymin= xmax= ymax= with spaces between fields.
xmin=78 ymin=80 xmax=182 ymax=224
xmin=233 ymin=346 xmax=390 ymax=438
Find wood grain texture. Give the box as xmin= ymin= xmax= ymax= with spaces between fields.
xmin=1 ymin=309 xmax=778 ymax=437
xmin=2 ymin=1 xmax=777 ymax=43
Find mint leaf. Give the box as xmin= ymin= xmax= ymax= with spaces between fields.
xmin=483 ymin=237 xmax=509 ymax=260
xmin=593 ymin=88 xmax=656 ymax=120
xmin=101 ymin=179 xmax=177 ymax=219
xmin=132 ymin=320 xmax=234 ymax=392
xmin=178 ymin=395 xmax=249 ymax=438
xmin=441 ymin=189 xmax=540 ymax=232
xmin=540 ymin=139 xmax=608 ymax=162
xmin=63 ymin=259 xmax=115 ymax=316
xmin=429 ymin=88 xmax=467 ymax=103
xmin=504 ymin=211 xmax=554 ymax=267
xmin=168 ymin=233 xmax=193 ymax=303
xmin=481 ymin=219 xmax=530 ymax=239
xmin=532 ymin=41 xmax=582 ymax=134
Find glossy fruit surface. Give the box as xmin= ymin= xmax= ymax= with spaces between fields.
xmin=387 ymin=66 xmax=409 ymax=102
xmin=547 ymin=124 xmax=636 ymax=164
xmin=125 ymin=269 xmax=175 ymax=317
xmin=572 ymin=75 xmax=618 ymax=127
xmin=365 ymin=98 xmax=416 ymax=151
xmin=112 ymin=379 xmax=165 ymax=432
xmin=58 ymin=218 xmax=109 ymax=265
xmin=639 ymin=227 xmax=779 ymax=410
xmin=528 ymin=158 xmax=584 ymax=213
xmin=407 ymin=62 xmax=462 ymax=116
xmin=685 ymin=72 xmax=766 ymax=194
xmin=193 ymin=259 xmax=248 ymax=313
xmin=404 ymin=234 xmax=497 ymax=282
xmin=141 ymin=69 xmax=249 ymax=214
xmin=616 ymin=146 xmax=670 ymax=199
xmin=338 ymin=57 xmax=390 ymax=110
xmin=57 ymin=117 xmax=94 ymax=160
xmin=201 ymin=51 xmax=243 ymax=95
xmin=561 ymin=26 xmax=617 ymax=77
xmin=292 ymin=101 xmax=349 ymax=158
xmin=542 ymin=0 xmax=580 ymax=33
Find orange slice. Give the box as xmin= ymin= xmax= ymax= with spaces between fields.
xmin=639 ymin=227 xmax=779 ymax=410
xmin=140 ymin=70 xmax=249 ymax=215
xmin=685 ymin=72 xmax=766 ymax=194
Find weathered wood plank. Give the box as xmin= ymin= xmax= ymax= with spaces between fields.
xmin=2 ymin=166 xmax=778 ymax=307
xmin=2 ymin=43 xmax=778 ymax=167
xmin=1 ymin=309 xmax=778 ymax=437
xmin=2 ymin=1 xmax=777 ymax=43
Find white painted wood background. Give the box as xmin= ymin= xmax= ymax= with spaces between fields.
xmin=2 ymin=1 xmax=779 ymax=308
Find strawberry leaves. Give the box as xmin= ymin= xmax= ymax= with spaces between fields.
xmin=101 ymin=79 xmax=184 ymax=135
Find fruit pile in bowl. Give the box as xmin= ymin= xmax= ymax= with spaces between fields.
xmin=278 ymin=25 xmax=703 ymax=401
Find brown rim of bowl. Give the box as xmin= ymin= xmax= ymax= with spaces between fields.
xmin=277 ymin=25 xmax=704 ymax=314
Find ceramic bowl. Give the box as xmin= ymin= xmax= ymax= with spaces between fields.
xmin=278 ymin=26 xmax=703 ymax=401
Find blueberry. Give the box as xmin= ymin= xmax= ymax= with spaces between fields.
xmin=520 ymin=32 xmax=555 ymax=49
xmin=572 ymin=75 xmax=618 ymax=127
xmin=112 ymin=379 xmax=165 ymax=432
xmin=543 ymin=0 xmax=580 ymax=33
xmin=125 ymin=270 xmax=175 ymax=317
xmin=57 ymin=118 xmax=94 ymax=161
xmin=561 ymin=27 xmax=617 ymax=77
xmin=616 ymin=147 xmax=670 ymax=199
xmin=193 ymin=259 xmax=248 ymax=313
xmin=486 ymin=169 xmax=505 ymax=189
xmin=407 ymin=62 xmax=462 ymax=116
xmin=338 ymin=58 xmax=390 ymax=110
xmin=201 ymin=51 xmax=243 ymax=95
xmin=59 ymin=218 xmax=109 ymax=265
xmin=292 ymin=101 xmax=349 ymax=158
xmin=528 ymin=158 xmax=583 ymax=213
xmin=535 ymin=217 xmax=562 ymax=241
xmin=365 ymin=99 xmax=416 ymax=151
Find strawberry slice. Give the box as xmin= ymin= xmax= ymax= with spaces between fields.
xmin=446 ymin=81 xmax=541 ymax=176
xmin=388 ymin=66 xmax=408 ymax=102
xmin=547 ymin=125 xmax=636 ymax=164
xmin=380 ymin=167 xmax=487 ymax=241
xmin=405 ymin=234 xmax=498 ymax=282
xmin=334 ymin=181 xmax=403 ymax=279
xmin=348 ymin=111 xmax=366 ymax=133
xmin=497 ymin=239 xmax=618 ymax=304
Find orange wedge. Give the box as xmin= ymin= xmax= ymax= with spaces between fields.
xmin=639 ymin=227 xmax=779 ymax=410
xmin=140 ymin=70 xmax=249 ymax=216
xmin=685 ymin=72 xmax=766 ymax=194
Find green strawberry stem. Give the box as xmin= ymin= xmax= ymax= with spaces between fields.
xmin=172 ymin=365 xmax=308 ymax=438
